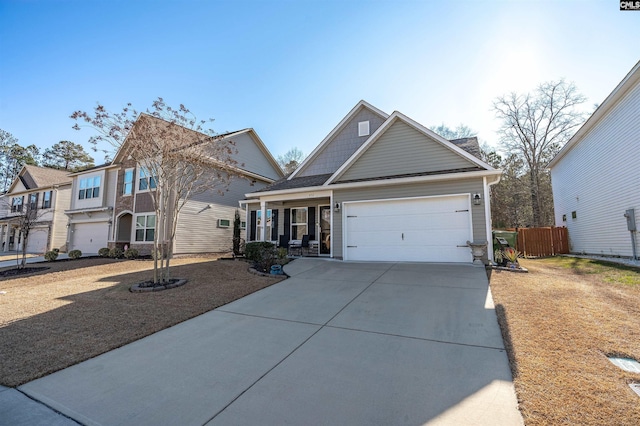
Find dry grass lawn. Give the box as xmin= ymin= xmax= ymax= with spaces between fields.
xmin=0 ymin=255 xmax=283 ymax=387
xmin=490 ymin=257 xmax=640 ymax=425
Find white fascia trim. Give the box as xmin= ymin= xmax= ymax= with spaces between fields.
xmin=549 ymin=60 xmax=640 ymax=168
xmin=326 ymin=111 xmax=495 ymax=185
xmin=288 ymin=100 xmax=389 ymax=180
xmin=245 ymin=169 xmax=502 ymax=200
xmin=65 ymin=207 xmax=113 ymax=215
xmin=248 ymin=189 xmax=333 ymax=203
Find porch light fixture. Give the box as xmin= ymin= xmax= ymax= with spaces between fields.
xmin=334 ymin=202 xmax=341 ymax=212
xmin=473 ymin=193 xmax=482 ymax=206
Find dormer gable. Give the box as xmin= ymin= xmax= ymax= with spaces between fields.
xmin=290 ymin=101 xmax=389 ymax=179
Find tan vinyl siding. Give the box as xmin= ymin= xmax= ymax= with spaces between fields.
xmin=300 ymin=108 xmax=387 ymax=177
xmin=231 ymin=133 xmax=282 ymax=180
xmin=338 ymin=120 xmax=476 ymax=182
xmin=551 ymin=79 xmax=640 ymax=257
xmin=332 ymin=178 xmax=485 ymax=258
xmin=51 ymin=187 xmax=71 ymax=250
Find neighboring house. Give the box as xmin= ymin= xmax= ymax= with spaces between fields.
xmin=64 ymin=114 xmax=284 ymax=255
xmin=549 ymin=60 xmax=640 ymax=257
xmin=243 ymin=101 xmax=501 ymax=263
xmin=0 ymin=165 xmax=72 ymax=254
xmin=65 ymin=163 xmax=120 ymax=254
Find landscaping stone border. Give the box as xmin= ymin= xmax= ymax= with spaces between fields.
xmin=130 ymin=278 xmax=188 ymax=293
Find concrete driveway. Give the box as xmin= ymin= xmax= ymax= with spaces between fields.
xmin=15 ymin=259 xmax=522 ymax=425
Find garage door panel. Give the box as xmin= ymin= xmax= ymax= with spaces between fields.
xmin=73 ymin=223 xmax=109 ymax=254
xmin=26 ymin=229 xmax=48 ymax=254
xmin=344 ymin=196 xmax=473 ymax=263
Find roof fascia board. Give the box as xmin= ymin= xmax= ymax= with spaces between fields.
xmin=326 ymin=111 xmax=494 ymax=185
xmin=288 ymin=100 xmax=389 ymax=180
xmin=5 ymin=182 xmax=72 ymax=197
xmin=549 ymin=60 xmax=640 ymax=168
xmin=68 ymin=164 xmax=120 ymax=177
xmin=6 ymin=165 xmax=28 ymax=193
xmin=245 ymin=169 xmax=502 ymax=199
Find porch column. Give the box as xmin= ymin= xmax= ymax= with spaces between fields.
xmin=3 ymin=225 xmax=10 ymax=252
xmin=0 ymin=225 xmax=5 ymax=252
xmin=260 ymin=201 xmax=267 ymax=242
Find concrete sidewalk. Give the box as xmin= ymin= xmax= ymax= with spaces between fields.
xmin=11 ymin=259 xmax=522 ymax=425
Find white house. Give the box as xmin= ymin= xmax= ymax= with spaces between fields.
xmin=549 ymin=60 xmax=640 ymax=257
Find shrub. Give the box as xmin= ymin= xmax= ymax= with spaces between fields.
xmin=124 ymin=248 xmax=139 ymax=259
xmin=109 ymin=247 xmax=124 ymax=259
xmin=53 ymin=248 xmax=60 ymax=254
xmin=503 ymin=247 xmax=521 ymax=263
xmin=44 ymin=250 xmax=58 ymax=262
xmin=245 ymin=241 xmax=279 ymax=272
xmin=98 ymin=247 xmax=110 ymax=257
xmin=245 ymin=242 xmax=275 ymax=262
xmin=68 ymin=249 xmax=82 ymax=260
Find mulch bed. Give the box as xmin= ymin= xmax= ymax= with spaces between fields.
xmin=0 ymin=256 xmax=284 ymax=387
xmin=0 ymin=267 xmax=50 ymax=277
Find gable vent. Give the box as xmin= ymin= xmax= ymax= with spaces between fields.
xmin=358 ymin=121 xmax=370 ymax=137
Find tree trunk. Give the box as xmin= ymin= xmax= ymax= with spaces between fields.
xmin=529 ymin=168 xmax=540 ymax=228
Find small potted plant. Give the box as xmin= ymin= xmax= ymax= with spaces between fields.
xmin=503 ymin=247 xmax=521 ymax=268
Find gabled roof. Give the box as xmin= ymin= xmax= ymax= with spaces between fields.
xmin=112 ymin=113 xmax=283 ymax=182
xmin=288 ymin=100 xmax=389 ymax=179
xmin=549 ymin=60 xmax=640 ymax=168
xmin=68 ymin=163 xmax=118 ymax=177
xmin=8 ymin=165 xmax=72 ymax=193
xmin=325 ymin=111 xmax=495 ymax=185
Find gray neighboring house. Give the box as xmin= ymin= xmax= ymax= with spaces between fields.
xmin=243 ymin=100 xmax=501 ymax=263
xmin=549 ymin=60 xmax=640 ymax=257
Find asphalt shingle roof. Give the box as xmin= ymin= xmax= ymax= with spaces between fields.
xmin=21 ymin=165 xmax=72 ymax=189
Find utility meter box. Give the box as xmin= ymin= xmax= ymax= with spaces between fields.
xmin=624 ymin=209 xmax=636 ymax=231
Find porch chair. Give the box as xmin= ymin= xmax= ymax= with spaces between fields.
xmin=278 ymin=235 xmax=289 ymax=249
xmin=300 ymin=234 xmax=310 ymax=256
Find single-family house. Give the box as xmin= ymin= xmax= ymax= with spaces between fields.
xmin=0 ymin=165 xmax=72 ymax=254
xmin=549 ymin=60 xmax=640 ymax=257
xmin=65 ymin=114 xmax=284 ymax=255
xmin=243 ymin=101 xmax=501 ymax=263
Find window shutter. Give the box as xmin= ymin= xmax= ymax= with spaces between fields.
xmin=250 ymin=211 xmax=257 ymax=241
xmin=284 ymin=208 xmax=291 ymax=239
xmin=308 ymin=206 xmax=316 ymax=240
xmin=272 ymin=209 xmax=279 ymax=238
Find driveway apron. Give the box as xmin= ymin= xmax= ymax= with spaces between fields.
xmin=17 ymin=259 xmax=522 ymax=425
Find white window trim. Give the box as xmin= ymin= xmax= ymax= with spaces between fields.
xmin=134 ymin=213 xmax=156 ymax=243
xmin=358 ymin=120 xmax=370 ymax=137
xmin=78 ymin=175 xmax=101 ymax=200
xmin=256 ymin=209 xmax=273 ymax=241
xmin=137 ymin=166 xmax=157 ymax=193
xmin=290 ymin=207 xmax=308 ymax=240
xmin=42 ymin=190 xmax=52 ymax=209
xmin=123 ymin=168 xmax=134 ymax=196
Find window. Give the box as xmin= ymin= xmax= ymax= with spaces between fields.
xmin=241 ymin=221 xmax=247 ymax=229
xmin=28 ymin=193 xmax=38 ymax=210
xmin=256 ymin=209 xmax=273 ymax=241
xmin=135 ymin=214 xmax=156 ymax=242
xmin=358 ymin=120 xmax=370 ymax=137
xmin=11 ymin=196 xmax=23 ymax=213
xmin=572 ymin=211 xmax=577 ymax=220
xmin=218 ymin=219 xmax=231 ymax=228
xmin=79 ymin=176 xmax=100 ymax=199
xmin=291 ymin=208 xmax=307 ymax=239
xmin=42 ymin=191 xmax=52 ymax=208
xmin=123 ymin=169 xmax=134 ymax=195
xmin=562 ymin=214 xmax=567 ymax=222
xmin=138 ymin=167 xmax=157 ymax=191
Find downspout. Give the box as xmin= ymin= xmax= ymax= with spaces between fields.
xmin=484 ymin=174 xmax=501 ymax=262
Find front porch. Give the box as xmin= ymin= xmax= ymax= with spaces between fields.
xmin=245 ymin=196 xmax=333 ymax=258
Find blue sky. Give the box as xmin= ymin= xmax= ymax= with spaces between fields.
xmin=1 ymin=0 xmax=638 ymax=164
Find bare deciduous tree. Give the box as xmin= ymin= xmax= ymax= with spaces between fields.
xmin=493 ymin=80 xmax=587 ymax=227
xmin=277 ymin=147 xmax=305 ymax=174
xmin=430 ymin=123 xmax=476 ymax=140
xmin=0 ymin=195 xmax=48 ymax=269
xmin=71 ymin=98 xmax=239 ymax=284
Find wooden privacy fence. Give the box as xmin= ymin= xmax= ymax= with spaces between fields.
xmin=509 ymin=227 xmax=569 ymax=257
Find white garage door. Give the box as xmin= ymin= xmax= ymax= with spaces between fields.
xmin=72 ymin=222 xmax=109 ymax=254
xmin=344 ymin=195 xmax=473 ymax=262
xmin=26 ymin=228 xmax=48 ymax=254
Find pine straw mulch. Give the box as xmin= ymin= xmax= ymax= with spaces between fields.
xmin=490 ymin=256 xmax=640 ymax=426
xmin=0 ymin=255 xmax=283 ymax=387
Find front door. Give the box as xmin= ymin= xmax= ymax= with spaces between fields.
xmin=319 ymin=205 xmax=331 ymax=255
